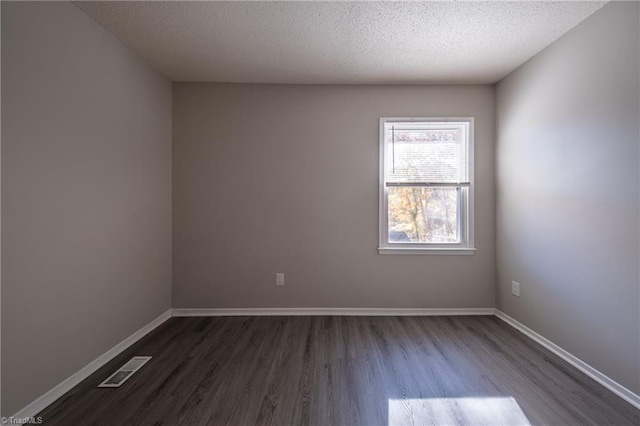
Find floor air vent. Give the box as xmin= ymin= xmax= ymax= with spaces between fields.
xmin=98 ymin=356 xmax=151 ymax=388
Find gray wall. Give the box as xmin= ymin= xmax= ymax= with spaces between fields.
xmin=2 ymin=2 xmax=172 ymax=415
xmin=173 ymin=84 xmax=495 ymax=309
xmin=496 ymin=1 xmax=640 ymax=394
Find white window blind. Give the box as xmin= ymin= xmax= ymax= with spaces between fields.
xmin=384 ymin=122 xmax=470 ymax=186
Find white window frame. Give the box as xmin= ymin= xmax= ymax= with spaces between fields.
xmin=378 ymin=117 xmax=476 ymax=255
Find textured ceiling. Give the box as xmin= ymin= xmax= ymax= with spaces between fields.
xmin=74 ymin=1 xmax=607 ymax=84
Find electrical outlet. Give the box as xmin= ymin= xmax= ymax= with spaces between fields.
xmin=511 ymin=281 xmax=520 ymax=297
xmin=276 ymin=273 xmax=285 ymax=286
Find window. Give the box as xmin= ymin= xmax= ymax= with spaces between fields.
xmin=379 ymin=118 xmax=475 ymax=254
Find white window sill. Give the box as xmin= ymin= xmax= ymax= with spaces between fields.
xmin=378 ymin=247 xmax=477 ymax=255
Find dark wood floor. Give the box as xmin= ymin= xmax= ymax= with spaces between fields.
xmin=38 ymin=316 xmax=639 ymax=425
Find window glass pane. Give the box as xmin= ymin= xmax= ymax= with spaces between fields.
xmin=388 ymin=187 xmax=459 ymax=243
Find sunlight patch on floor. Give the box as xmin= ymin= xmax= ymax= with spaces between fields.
xmin=388 ymin=397 xmax=531 ymax=426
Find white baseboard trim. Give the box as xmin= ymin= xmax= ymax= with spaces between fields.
xmin=12 ymin=309 xmax=172 ymax=419
xmin=171 ymin=307 xmax=495 ymax=317
xmin=494 ymin=309 xmax=640 ymax=410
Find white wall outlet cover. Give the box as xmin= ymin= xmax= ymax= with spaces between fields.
xmin=512 ymin=281 xmax=521 ymax=297
xmin=276 ymin=273 xmax=285 ymax=286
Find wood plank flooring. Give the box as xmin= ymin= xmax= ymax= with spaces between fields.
xmin=38 ymin=316 xmax=639 ymax=425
